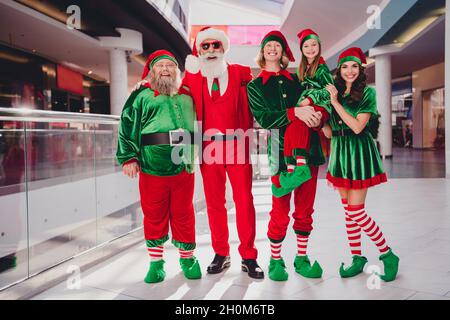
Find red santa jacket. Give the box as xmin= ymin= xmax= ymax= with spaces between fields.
xmin=180 ymin=64 xmax=254 ymax=131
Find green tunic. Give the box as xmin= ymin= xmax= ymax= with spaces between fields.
xmin=299 ymin=62 xmax=334 ymax=112
xmin=247 ymin=73 xmax=325 ymax=175
xmin=327 ymin=86 xmax=387 ymax=188
xmin=116 ymin=86 xmax=196 ymax=176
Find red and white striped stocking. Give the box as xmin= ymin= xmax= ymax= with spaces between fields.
xmin=296 ymin=234 xmax=309 ymax=256
xmin=342 ymin=198 xmax=362 ymax=256
xmin=346 ymin=204 xmax=389 ymax=254
xmin=270 ymin=241 xmax=282 ymax=260
xmin=148 ymin=245 xmax=164 ymax=261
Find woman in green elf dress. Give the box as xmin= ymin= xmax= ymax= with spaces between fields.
xmin=323 ymin=47 xmax=399 ymax=282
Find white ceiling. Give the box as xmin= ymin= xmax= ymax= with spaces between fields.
xmin=189 ymin=0 xmax=282 ymax=25
xmin=281 ymin=0 xmax=386 ymax=57
xmin=0 ymin=1 xmax=143 ymax=91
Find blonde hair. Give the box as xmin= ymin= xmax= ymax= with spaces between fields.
xmin=298 ymin=42 xmax=322 ymax=81
xmin=255 ymin=46 xmax=290 ymax=70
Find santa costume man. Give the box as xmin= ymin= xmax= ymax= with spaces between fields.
xmin=117 ymin=50 xmax=201 ymax=283
xmin=182 ymin=27 xmax=264 ymax=279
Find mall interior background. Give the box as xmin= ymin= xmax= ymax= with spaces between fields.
xmin=0 ymin=0 xmax=448 ymax=293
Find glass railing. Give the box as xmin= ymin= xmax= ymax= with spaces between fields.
xmin=0 ymin=108 xmax=141 ymax=290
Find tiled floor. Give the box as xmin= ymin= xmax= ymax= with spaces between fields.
xmin=32 ymin=177 xmax=450 ymax=300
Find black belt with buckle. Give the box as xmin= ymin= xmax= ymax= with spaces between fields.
xmin=332 ymin=128 xmax=368 ymax=137
xmin=141 ymin=130 xmax=194 ymax=146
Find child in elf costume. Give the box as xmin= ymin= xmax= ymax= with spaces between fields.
xmin=324 ymin=47 xmax=399 ymax=281
xmin=116 ymin=50 xmax=201 ymax=284
xmin=273 ymin=29 xmax=333 ymax=197
xmin=248 ymin=31 xmax=327 ymax=281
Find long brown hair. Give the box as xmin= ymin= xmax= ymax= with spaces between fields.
xmin=334 ymin=64 xmax=367 ymax=106
xmin=297 ymin=43 xmax=322 ymax=81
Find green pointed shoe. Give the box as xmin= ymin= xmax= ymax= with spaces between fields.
xmin=339 ymin=255 xmax=368 ymax=278
xmin=180 ymin=256 xmax=202 ymax=280
xmin=379 ymin=248 xmax=399 ymax=282
xmin=144 ymin=259 xmax=166 ymax=284
xmin=294 ymin=255 xmax=323 ymax=278
xmin=279 ymin=166 xmax=312 ymax=190
xmin=271 ymin=183 xmax=294 ymax=198
xmin=268 ymin=257 xmax=289 ymax=281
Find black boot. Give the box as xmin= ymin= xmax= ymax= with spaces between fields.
xmin=241 ymin=259 xmax=265 ymax=279
xmin=207 ymin=254 xmax=230 ymax=274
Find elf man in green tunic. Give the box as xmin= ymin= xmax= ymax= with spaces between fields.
xmin=116 ymin=50 xmax=201 ymax=283
xmin=247 ymin=31 xmax=328 ymax=281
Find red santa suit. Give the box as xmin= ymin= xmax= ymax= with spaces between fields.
xmin=181 ymin=27 xmax=257 ymax=260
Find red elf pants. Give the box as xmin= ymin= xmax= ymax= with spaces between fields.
xmin=139 ymin=170 xmax=195 ymax=246
xmin=268 ymin=165 xmax=319 ymax=240
xmin=284 ymin=105 xmax=328 ymax=157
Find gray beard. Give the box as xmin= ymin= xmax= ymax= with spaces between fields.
xmin=150 ymin=75 xmax=178 ymax=96
xmin=199 ymin=55 xmax=227 ymax=78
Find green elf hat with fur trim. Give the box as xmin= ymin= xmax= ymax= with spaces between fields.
xmin=141 ymin=50 xmax=178 ymax=80
xmin=297 ymin=28 xmax=321 ymax=47
xmin=337 ymin=47 xmax=367 ymax=67
xmin=261 ymin=30 xmax=295 ymax=62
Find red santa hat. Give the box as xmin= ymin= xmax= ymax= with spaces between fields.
xmin=185 ymin=26 xmax=230 ymax=74
xmin=297 ymin=28 xmax=321 ymax=48
xmin=260 ymin=30 xmax=295 ymax=62
xmin=337 ymin=47 xmax=367 ymax=67
xmin=141 ymin=49 xmax=178 ymax=80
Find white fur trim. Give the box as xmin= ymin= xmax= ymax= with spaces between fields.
xmin=185 ymin=54 xmax=200 ymax=74
xmin=196 ymin=28 xmax=230 ymax=53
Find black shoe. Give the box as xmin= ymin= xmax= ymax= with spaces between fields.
xmin=0 ymin=254 xmax=17 ymax=273
xmin=241 ymin=259 xmax=265 ymax=279
xmin=207 ymin=254 xmax=230 ymax=274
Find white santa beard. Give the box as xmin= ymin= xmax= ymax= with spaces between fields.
xmin=199 ymin=55 xmax=227 ymax=78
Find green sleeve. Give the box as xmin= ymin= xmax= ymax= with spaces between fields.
xmin=247 ymin=81 xmax=290 ymax=129
xmin=357 ymin=87 xmax=378 ymax=116
xmin=302 ymin=64 xmax=333 ymax=107
xmin=316 ymin=63 xmax=334 ymax=87
xmin=116 ymin=88 xmax=145 ymax=165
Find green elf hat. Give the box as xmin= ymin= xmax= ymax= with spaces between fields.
xmin=297 ymin=28 xmax=321 ymax=47
xmin=141 ymin=49 xmax=178 ymax=80
xmin=337 ymin=47 xmax=367 ymax=67
xmin=260 ymin=30 xmax=295 ymax=62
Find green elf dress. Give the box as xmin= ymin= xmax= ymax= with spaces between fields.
xmin=326 ymin=86 xmax=387 ymax=189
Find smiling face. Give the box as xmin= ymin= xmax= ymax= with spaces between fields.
xmin=152 ymin=58 xmax=177 ymax=79
xmin=340 ymin=61 xmax=360 ymax=84
xmin=302 ymin=38 xmax=320 ymax=61
xmin=150 ymin=58 xmax=180 ymax=95
xmin=199 ymin=38 xmax=224 ymax=62
xmin=263 ymin=40 xmax=283 ymax=63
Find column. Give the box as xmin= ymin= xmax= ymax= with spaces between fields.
xmin=99 ymin=28 xmax=143 ymax=115
xmin=375 ymin=54 xmax=392 ymax=158
xmin=108 ymin=48 xmax=128 ymax=116
xmin=446 ymin=0 xmax=450 ymax=178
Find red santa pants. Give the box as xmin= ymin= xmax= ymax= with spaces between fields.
xmin=200 ymin=161 xmax=258 ymax=260
xmin=139 ymin=170 xmax=195 ymax=245
xmin=268 ymin=165 xmax=319 ymax=240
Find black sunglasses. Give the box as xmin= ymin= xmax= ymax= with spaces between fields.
xmin=201 ymin=41 xmax=222 ymax=50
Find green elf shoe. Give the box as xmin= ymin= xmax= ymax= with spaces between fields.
xmin=379 ymin=248 xmax=399 ymax=282
xmin=271 ymin=183 xmax=294 ymax=198
xmin=180 ymin=256 xmax=202 ymax=280
xmin=144 ymin=260 xmax=166 ymax=284
xmin=339 ymin=255 xmax=368 ymax=278
xmin=268 ymin=257 xmax=289 ymax=281
xmin=294 ymin=255 xmax=323 ymax=278
xmin=279 ymin=166 xmax=312 ymax=190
